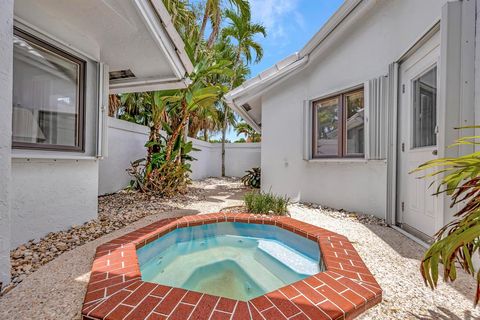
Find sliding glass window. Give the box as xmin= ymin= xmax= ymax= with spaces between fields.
xmin=12 ymin=28 xmax=85 ymax=151
xmin=313 ymin=88 xmax=365 ymax=158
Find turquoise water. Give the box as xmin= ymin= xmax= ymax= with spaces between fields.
xmin=137 ymin=222 xmax=322 ymax=301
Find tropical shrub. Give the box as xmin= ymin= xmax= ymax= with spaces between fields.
xmin=128 ymin=137 xmax=197 ymax=196
xmin=413 ymin=126 xmax=480 ymax=304
xmin=241 ymin=167 xmax=260 ymax=188
xmin=244 ymin=191 xmax=289 ymax=215
xmin=127 ymin=59 xmax=230 ymax=195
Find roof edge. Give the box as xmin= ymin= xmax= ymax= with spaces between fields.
xmin=147 ymin=0 xmax=194 ymax=76
xmin=225 ymin=0 xmax=367 ymax=125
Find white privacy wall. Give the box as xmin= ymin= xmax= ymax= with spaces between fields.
xmin=0 ymin=0 xmax=13 ymax=288
xmin=259 ymin=0 xmax=449 ymax=219
xmin=98 ymin=117 xmax=149 ymax=195
xmin=99 ymin=117 xmax=261 ymax=195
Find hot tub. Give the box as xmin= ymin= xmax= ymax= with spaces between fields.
xmin=137 ymin=222 xmax=324 ymax=300
xmin=82 ymin=213 xmax=382 ymax=320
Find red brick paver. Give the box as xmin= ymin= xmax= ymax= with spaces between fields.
xmin=82 ymin=213 xmax=382 ymax=320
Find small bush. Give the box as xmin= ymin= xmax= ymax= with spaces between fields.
xmin=244 ymin=191 xmax=289 ymax=215
xmin=242 ymin=167 xmax=261 ymax=188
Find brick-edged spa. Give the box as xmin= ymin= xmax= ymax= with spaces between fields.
xmin=82 ymin=213 xmax=382 ymax=320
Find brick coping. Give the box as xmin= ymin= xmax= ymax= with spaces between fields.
xmin=82 ymin=213 xmax=382 ymax=320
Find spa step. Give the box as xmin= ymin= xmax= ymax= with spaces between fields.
xmin=255 ymin=239 xmax=320 ymax=276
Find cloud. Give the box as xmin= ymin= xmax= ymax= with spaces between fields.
xmin=250 ymin=0 xmax=304 ymax=41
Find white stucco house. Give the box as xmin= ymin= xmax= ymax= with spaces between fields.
xmin=226 ymin=0 xmax=479 ymax=243
xmin=0 ymin=0 xmax=193 ymax=289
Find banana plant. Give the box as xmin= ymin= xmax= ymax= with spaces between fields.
xmin=413 ymin=126 xmax=480 ymax=305
xmin=128 ymin=59 xmax=232 ymax=195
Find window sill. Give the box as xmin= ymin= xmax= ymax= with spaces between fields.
xmin=305 ymin=158 xmax=385 ymax=164
xmin=12 ymin=153 xmax=97 ymax=161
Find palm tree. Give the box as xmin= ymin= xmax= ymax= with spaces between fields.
xmin=220 ymin=9 xmax=266 ymax=176
xmin=188 ymin=102 xmax=220 ymax=140
xmin=235 ymin=122 xmax=260 ymax=142
xmin=162 ymin=0 xmax=196 ymax=38
xmin=222 ymin=9 xmax=266 ymax=67
xmin=195 ymin=0 xmax=249 ymax=59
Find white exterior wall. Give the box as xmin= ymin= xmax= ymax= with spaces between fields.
xmin=260 ymin=0 xmax=448 ymax=218
xmin=8 ymin=16 xmax=101 ymax=248
xmin=99 ymin=118 xmax=261 ymax=195
xmin=10 ymin=159 xmax=98 ymax=247
xmin=0 ymin=0 xmax=13 ymax=288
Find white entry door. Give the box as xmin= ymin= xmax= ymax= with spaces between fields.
xmin=397 ymin=32 xmax=441 ymax=239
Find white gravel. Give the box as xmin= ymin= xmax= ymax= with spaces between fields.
xmin=0 ymin=178 xmax=478 ymax=320
xmin=289 ymin=203 xmax=480 ymax=320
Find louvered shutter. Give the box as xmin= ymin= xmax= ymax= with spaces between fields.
xmin=303 ymin=100 xmax=312 ymax=160
xmin=96 ymin=63 xmax=109 ymax=158
xmin=365 ymin=76 xmax=388 ymax=160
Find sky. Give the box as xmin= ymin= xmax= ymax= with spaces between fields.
xmin=248 ymin=0 xmax=344 ymax=77
xmin=216 ymin=0 xmax=345 ymax=141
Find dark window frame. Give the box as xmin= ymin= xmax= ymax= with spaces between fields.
xmin=12 ymin=27 xmax=86 ymax=152
xmin=312 ymin=87 xmax=365 ymax=159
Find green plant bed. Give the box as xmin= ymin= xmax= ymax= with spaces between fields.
xmin=244 ymin=191 xmax=289 ymax=215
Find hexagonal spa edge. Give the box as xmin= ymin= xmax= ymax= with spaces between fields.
xmin=82 ymin=213 xmax=382 ymax=320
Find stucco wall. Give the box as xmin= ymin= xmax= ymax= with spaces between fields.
xmin=0 ymin=0 xmax=13 ymax=288
xmin=99 ymin=117 xmax=261 ymax=195
xmin=8 ymin=18 xmax=101 ymax=249
xmin=98 ymin=117 xmax=149 ymax=195
xmin=260 ymin=0 xmax=449 ymax=218
xmin=10 ymin=159 xmax=99 ymax=248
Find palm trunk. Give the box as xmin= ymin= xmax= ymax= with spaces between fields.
xmin=221 ymin=103 xmax=228 ymax=176
xmin=145 ymin=124 xmax=160 ymax=185
xmin=195 ymin=8 xmax=209 ymax=59
xmin=165 ymin=101 xmax=189 ymax=162
xmin=221 ymin=49 xmax=242 ymax=177
xmin=207 ymin=10 xmax=221 ymax=48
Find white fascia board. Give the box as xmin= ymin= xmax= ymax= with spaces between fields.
xmin=229 ymin=56 xmax=308 ymax=105
xmin=110 ymin=78 xmax=187 ymax=94
xmin=133 ymin=0 xmax=193 ymax=79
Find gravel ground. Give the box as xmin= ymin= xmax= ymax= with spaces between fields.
xmin=0 ymin=178 xmax=478 ymax=319
xmin=289 ymin=203 xmax=480 ymax=320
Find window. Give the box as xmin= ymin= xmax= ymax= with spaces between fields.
xmin=412 ymin=66 xmax=437 ymax=148
xmin=12 ymin=28 xmax=85 ymax=151
xmin=313 ymin=88 xmax=364 ymax=158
